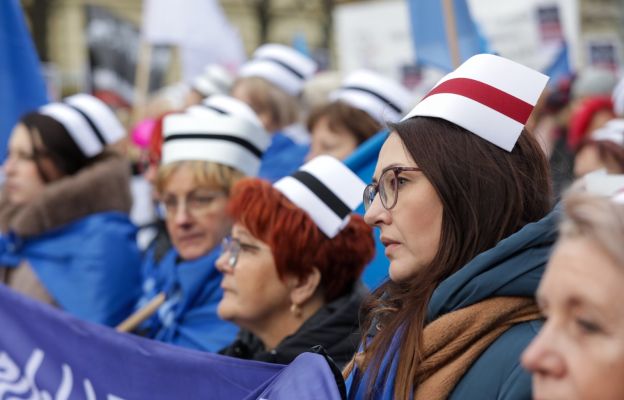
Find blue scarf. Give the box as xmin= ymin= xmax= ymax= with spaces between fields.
xmin=137 ymin=245 xmax=238 ymax=352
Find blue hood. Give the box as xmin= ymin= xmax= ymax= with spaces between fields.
xmin=428 ymin=206 xmax=560 ymax=322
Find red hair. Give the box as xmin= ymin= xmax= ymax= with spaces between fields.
xmin=227 ymin=178 xmax=375 ymax=302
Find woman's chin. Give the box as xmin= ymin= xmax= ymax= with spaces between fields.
xmin=388 ymin=258 xmax=423 ymax=283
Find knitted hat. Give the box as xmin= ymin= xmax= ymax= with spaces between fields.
xmin=572 ymin=67 xmax=618 ymax=100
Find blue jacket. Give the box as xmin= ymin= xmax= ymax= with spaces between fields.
xmin=0 ymin=212 xmax=142 ymax=326
xmin=258 ymin=132 xmax=309 ymax=183
xmin=347 ymin=207 xmax=560 ymax=399
xmin=136 ymin=246 xmax=238 ymax=352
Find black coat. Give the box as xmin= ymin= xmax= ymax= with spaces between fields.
xmin=220 ymin=281 xmax=367 ymax=368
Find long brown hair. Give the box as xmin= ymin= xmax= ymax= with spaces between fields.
xmin=349 ymin=116 xmax=553 ymax=399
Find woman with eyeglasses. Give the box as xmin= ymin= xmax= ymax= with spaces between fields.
xmin=345 ymin=55 xmax=557 ymax=399
xmin=119 ymin=96 xmax=272 ymax=352
xmin=521 ymin=180 xmax=624 ymax=400
xmin=0 ymin=94 xmax=141 ymax=326
xmin=217 ymin=156 xmax=375 ymax=368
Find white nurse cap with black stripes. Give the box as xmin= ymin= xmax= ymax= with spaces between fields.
xmin=274 ymin=155 xmax=366 ymax=238
xmin=238 ymin=43 xmax=317 ymax=96
xmin=162 ymin=111 xmax=271 ymax=177
xmin=187 ymin=94 xmax=264 ymax=132
xmin=39 ymin=94 xmax=125 ymax=157
xmin=330 ymin=70 xmax=413 ymax=124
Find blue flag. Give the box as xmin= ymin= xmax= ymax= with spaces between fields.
xmin=0 ymin=0 xmax=48 ymax=160
xmin=544 ymin=42 xmax=572 ymax=87
xmin=345 ymin=131 xmax=389 ymax=289
xmin=407 ymin=0 xmax=490 ymax=72
xmin=0 ymin=284 xmax=346 ymax=399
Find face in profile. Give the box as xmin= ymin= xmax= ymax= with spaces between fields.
xmin=3 ymin=124 xmax=49 ymax=205
xmin=306 ymin=116 xmax=359 ymax=161
xmin=522 ymin=237 xmax=624 ymax=400
xmin=216 ymin=223 xmax=293 ymax=331
xmin=573 ymin=143 xmax=623 ymax=178
xmin=161 ymin=164 xmax=230 ymax=260
xmin=364 ymin=132 xmax=443 ymax=282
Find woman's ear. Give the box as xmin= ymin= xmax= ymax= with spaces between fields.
xmin=288 ymin=267 xmax=322 ymax=306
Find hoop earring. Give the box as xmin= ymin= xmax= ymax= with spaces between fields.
xmin=290 ymin=303 xmax=303 ymax=318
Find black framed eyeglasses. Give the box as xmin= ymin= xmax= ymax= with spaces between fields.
xmin=221 ymin=236 xmax=261 ymax=268
xmin=363 ymin=166 xmax=422 ymax=211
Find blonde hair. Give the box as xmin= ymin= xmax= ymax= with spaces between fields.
xmin=232 ymin=76 xmax=299 ymax=130
xmin=561 ymin=191 xmax=624 ymax=267
xmin=156 ymin=160 xmax=246 ymax=195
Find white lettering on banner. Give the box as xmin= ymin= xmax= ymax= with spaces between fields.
xmin=0 ymin=350 xmax=124 ymax=400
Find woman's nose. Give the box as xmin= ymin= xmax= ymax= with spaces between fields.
xmin=364 ymin=192 xmax=391 ymax=227
xmin=215 ymin=252 xmax=232 ymax=274
xmin=521 ymin=321 xmax=566 ymax=378
xmin=2 ymin=156 xmax=16 ymax=175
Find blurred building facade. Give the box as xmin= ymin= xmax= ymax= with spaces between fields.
xmin=20 ymin=0 xmax=354 ymax=97
xmin=19 ymin=0 xmax=624 ymax=98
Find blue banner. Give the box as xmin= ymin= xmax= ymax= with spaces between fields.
xmin=0 ymin=0 xmax=48 ymax=160
xmin=0 ymin=284 xmax=344 ymax=399
xmin=407 ymin=0 xmax=490 ymax=72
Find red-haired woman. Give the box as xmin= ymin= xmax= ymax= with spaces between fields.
xmin=217 ymin=156 xmax=375 ymax=368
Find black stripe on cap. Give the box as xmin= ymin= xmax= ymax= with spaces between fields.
xmin=202 ymin=104 xmax=228 ymax=115
xmin=164 ymin=133 xmax=263 ymax=158
xmin=291 ymin=170 xmax=351 ymax=219
xmin=255 ymin=56 xmax=305 ymax=80
xmin=63 ymin=102 xmax=107 ymax=145
xmin=340 ymin=85 xmax=402 ymax=114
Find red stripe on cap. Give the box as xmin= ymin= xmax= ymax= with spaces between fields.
xmin=422 ymin=77 xmax=534 ymax=124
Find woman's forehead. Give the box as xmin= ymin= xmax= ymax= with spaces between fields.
xmin=541 ymin=238 xmax=624 ymax=314
xmin=9 ymin=124 xmax=34 ymax=148
xmin=374 ymin=134 xmax=416 ymax=176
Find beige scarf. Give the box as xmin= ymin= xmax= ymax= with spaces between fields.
xmin=414 ymin=296 xmax=540 ymax=400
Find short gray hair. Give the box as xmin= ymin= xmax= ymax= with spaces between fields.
xmin=561 ymin=191 xmax=624 ymax=267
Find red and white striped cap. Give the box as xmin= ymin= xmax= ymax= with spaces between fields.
xmin=402 ymin=54 xmax=549 ymax=152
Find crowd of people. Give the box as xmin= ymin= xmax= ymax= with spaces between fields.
xmin=2 ymin=42 xmax=624 ymax=399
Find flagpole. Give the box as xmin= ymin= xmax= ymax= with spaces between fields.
xmin=442 ymin=0 xmax=461 ymax=68
xmin=116 ymin=292 xmax=165 ymax=333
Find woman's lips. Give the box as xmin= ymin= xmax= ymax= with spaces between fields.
xmin=381 ymin=237 xmax=401 ymax=256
